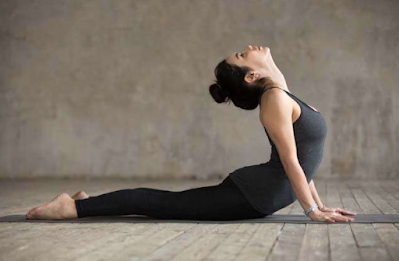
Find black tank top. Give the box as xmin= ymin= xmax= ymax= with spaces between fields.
xmin=228 ymin=87 xmax=328 ymax=215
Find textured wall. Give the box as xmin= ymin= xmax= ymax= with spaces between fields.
xmin=1 ymin=0 xmax=398 ymax=179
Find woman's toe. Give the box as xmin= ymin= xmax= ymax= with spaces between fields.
xmin=26 ymin=209 xmax=35 ymax=219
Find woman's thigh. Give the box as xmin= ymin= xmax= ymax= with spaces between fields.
xmin=149 ymin=177 xmax=265 ymax=221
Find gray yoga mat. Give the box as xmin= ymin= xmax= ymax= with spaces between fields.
xmin=1 ymin=214 xmax=399 ymax=224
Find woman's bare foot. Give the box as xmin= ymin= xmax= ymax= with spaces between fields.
xmin=25 ymin=193 xmax=78 ymax=220
xmin=71 ymin=191 xmax=89 ymax=200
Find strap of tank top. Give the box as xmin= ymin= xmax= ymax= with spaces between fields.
xmin=259 ymin=86 xmax=287 ymax=104
xmin=263 ymin=87 xmax=296 ymax=99
xmin=264 ymin=86 xmax=286 ymax=93
xmin=260 ymin=86 xmax=302 ymax=107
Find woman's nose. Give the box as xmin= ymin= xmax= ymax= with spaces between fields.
xmin=242 ymin=45 xmax=253 ymax=54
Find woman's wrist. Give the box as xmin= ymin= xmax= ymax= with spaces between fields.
xmin=308 ymin=208 xmax=322 ymax=219
xmin=303 ymin=203 xmax=319 ymax=216
xmin=318 ymin=203 xmax=326 ymax=211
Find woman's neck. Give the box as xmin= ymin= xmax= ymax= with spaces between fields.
xmin=262 ymin=54 xmax=288 ymax=90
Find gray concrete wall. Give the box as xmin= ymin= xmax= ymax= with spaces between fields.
xmin=1 ymin=0 xmax=398 ymax=180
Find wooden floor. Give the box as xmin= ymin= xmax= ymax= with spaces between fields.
xmin=1 ymin=178 xmax=399 ymax=261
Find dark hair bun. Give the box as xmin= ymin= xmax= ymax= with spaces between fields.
xmin=209 ymin=83 xmax=229 ymax=103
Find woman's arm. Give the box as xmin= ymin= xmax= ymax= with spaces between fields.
xmin=309 ymin=180 xmax=357 ymax=215
xmin=309 ymin=180 xmax=325 ymax=210
xmin=259 ymin=89 xmax=317 ymax=212
xmin=259 ymin=89 xmax=355 ymax=222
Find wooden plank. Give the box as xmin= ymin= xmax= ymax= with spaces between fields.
xmin=77 ymin=223 xmax=173 ymax=261
xmin=362 ymin=183 xmax=398 ymax=214
xmin=327 ymin=181 xmax=362 ymax=261
xmin=234 ymin=224 xmax=284 ymax=261
xmin=139 ymin=224 xmax=219 ymax=261
xmin=111 ymin=223 xmax=196 ymax=261
xmin=379 ymin=181 xmax=399 ymax=201
xmin=265 ymin=179 xmax=327 ymax=261
xmin=329 ymin=220 xmax=362 ymax=261
xmin=358 ymin=247 xmax=392 ymax=261
xmin=267 ymin=223 xmax=306 ymax=261
xmin=298 ymin=179 xmax=329 ymax=261
xmin=375 ymin=181 xmax=399 ymax=212
xmin=0 ymin=223 xmax=118 ymax=261
xmin=338 ymin=180 xmax=392 ymax=260
xmin=203 ymin=223 xmax=260 ymax=261
xmin=337 ymin=181 xmax=362 ymax=214
xmin=0 ymin=223 xmax=30 ymax=238
xmin=49 ymin=223 xmax=150 ymax=261
xmin=298 ymin=224 xmax=329 ymax=261
xmin=350 ymin=224 xmax=385 ymax=248
xmin=373 ymin=224 xmax=399 ymax=261
xmin=170 ymin=223 xmax=242 ymax=261
xmin=338 ymin=181 xmax=384 ymax=247
xmin=349 ymin=188 xmax=380 ymax=214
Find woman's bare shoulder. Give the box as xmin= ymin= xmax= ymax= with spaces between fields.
xmin=259 ymin=88 xmax=293 ymax=125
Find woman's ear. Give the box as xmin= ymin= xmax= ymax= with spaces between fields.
xmin=244 ymin=71 xmax=261 ymax=84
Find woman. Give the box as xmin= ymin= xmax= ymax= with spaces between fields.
xmin=26 ymin=45 xmax=356 ymax=223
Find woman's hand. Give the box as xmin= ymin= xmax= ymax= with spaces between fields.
xmin=308 ymin=209 xmax=355 ymax=223
xmin=319 ymin=206 xmax=357 ymax=216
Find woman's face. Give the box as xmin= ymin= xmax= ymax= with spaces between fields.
xmin=226 ymin=45 xmax=272 ymax=83
xmin=226 ymin=45 xmax=270 ymax=70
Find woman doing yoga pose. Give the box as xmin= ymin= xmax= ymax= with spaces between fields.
xmin=26 ymin=45 xmax=356 ymax=222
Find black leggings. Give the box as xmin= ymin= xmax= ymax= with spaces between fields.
xmin=74 ymin=176 xmax=267 ymax=221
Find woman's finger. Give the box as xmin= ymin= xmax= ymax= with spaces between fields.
xmin=337 ymin=209 xmax=357 ymax=215
xmin=343 ymin=210 xmax=357 ymax=215
xmin=326 ymin=217 xmax=335 ymax=223
xmin=337 ymin=207 xmax=356 ymax=214
xmin=331 ymin=215 xmax=354 ymax=222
